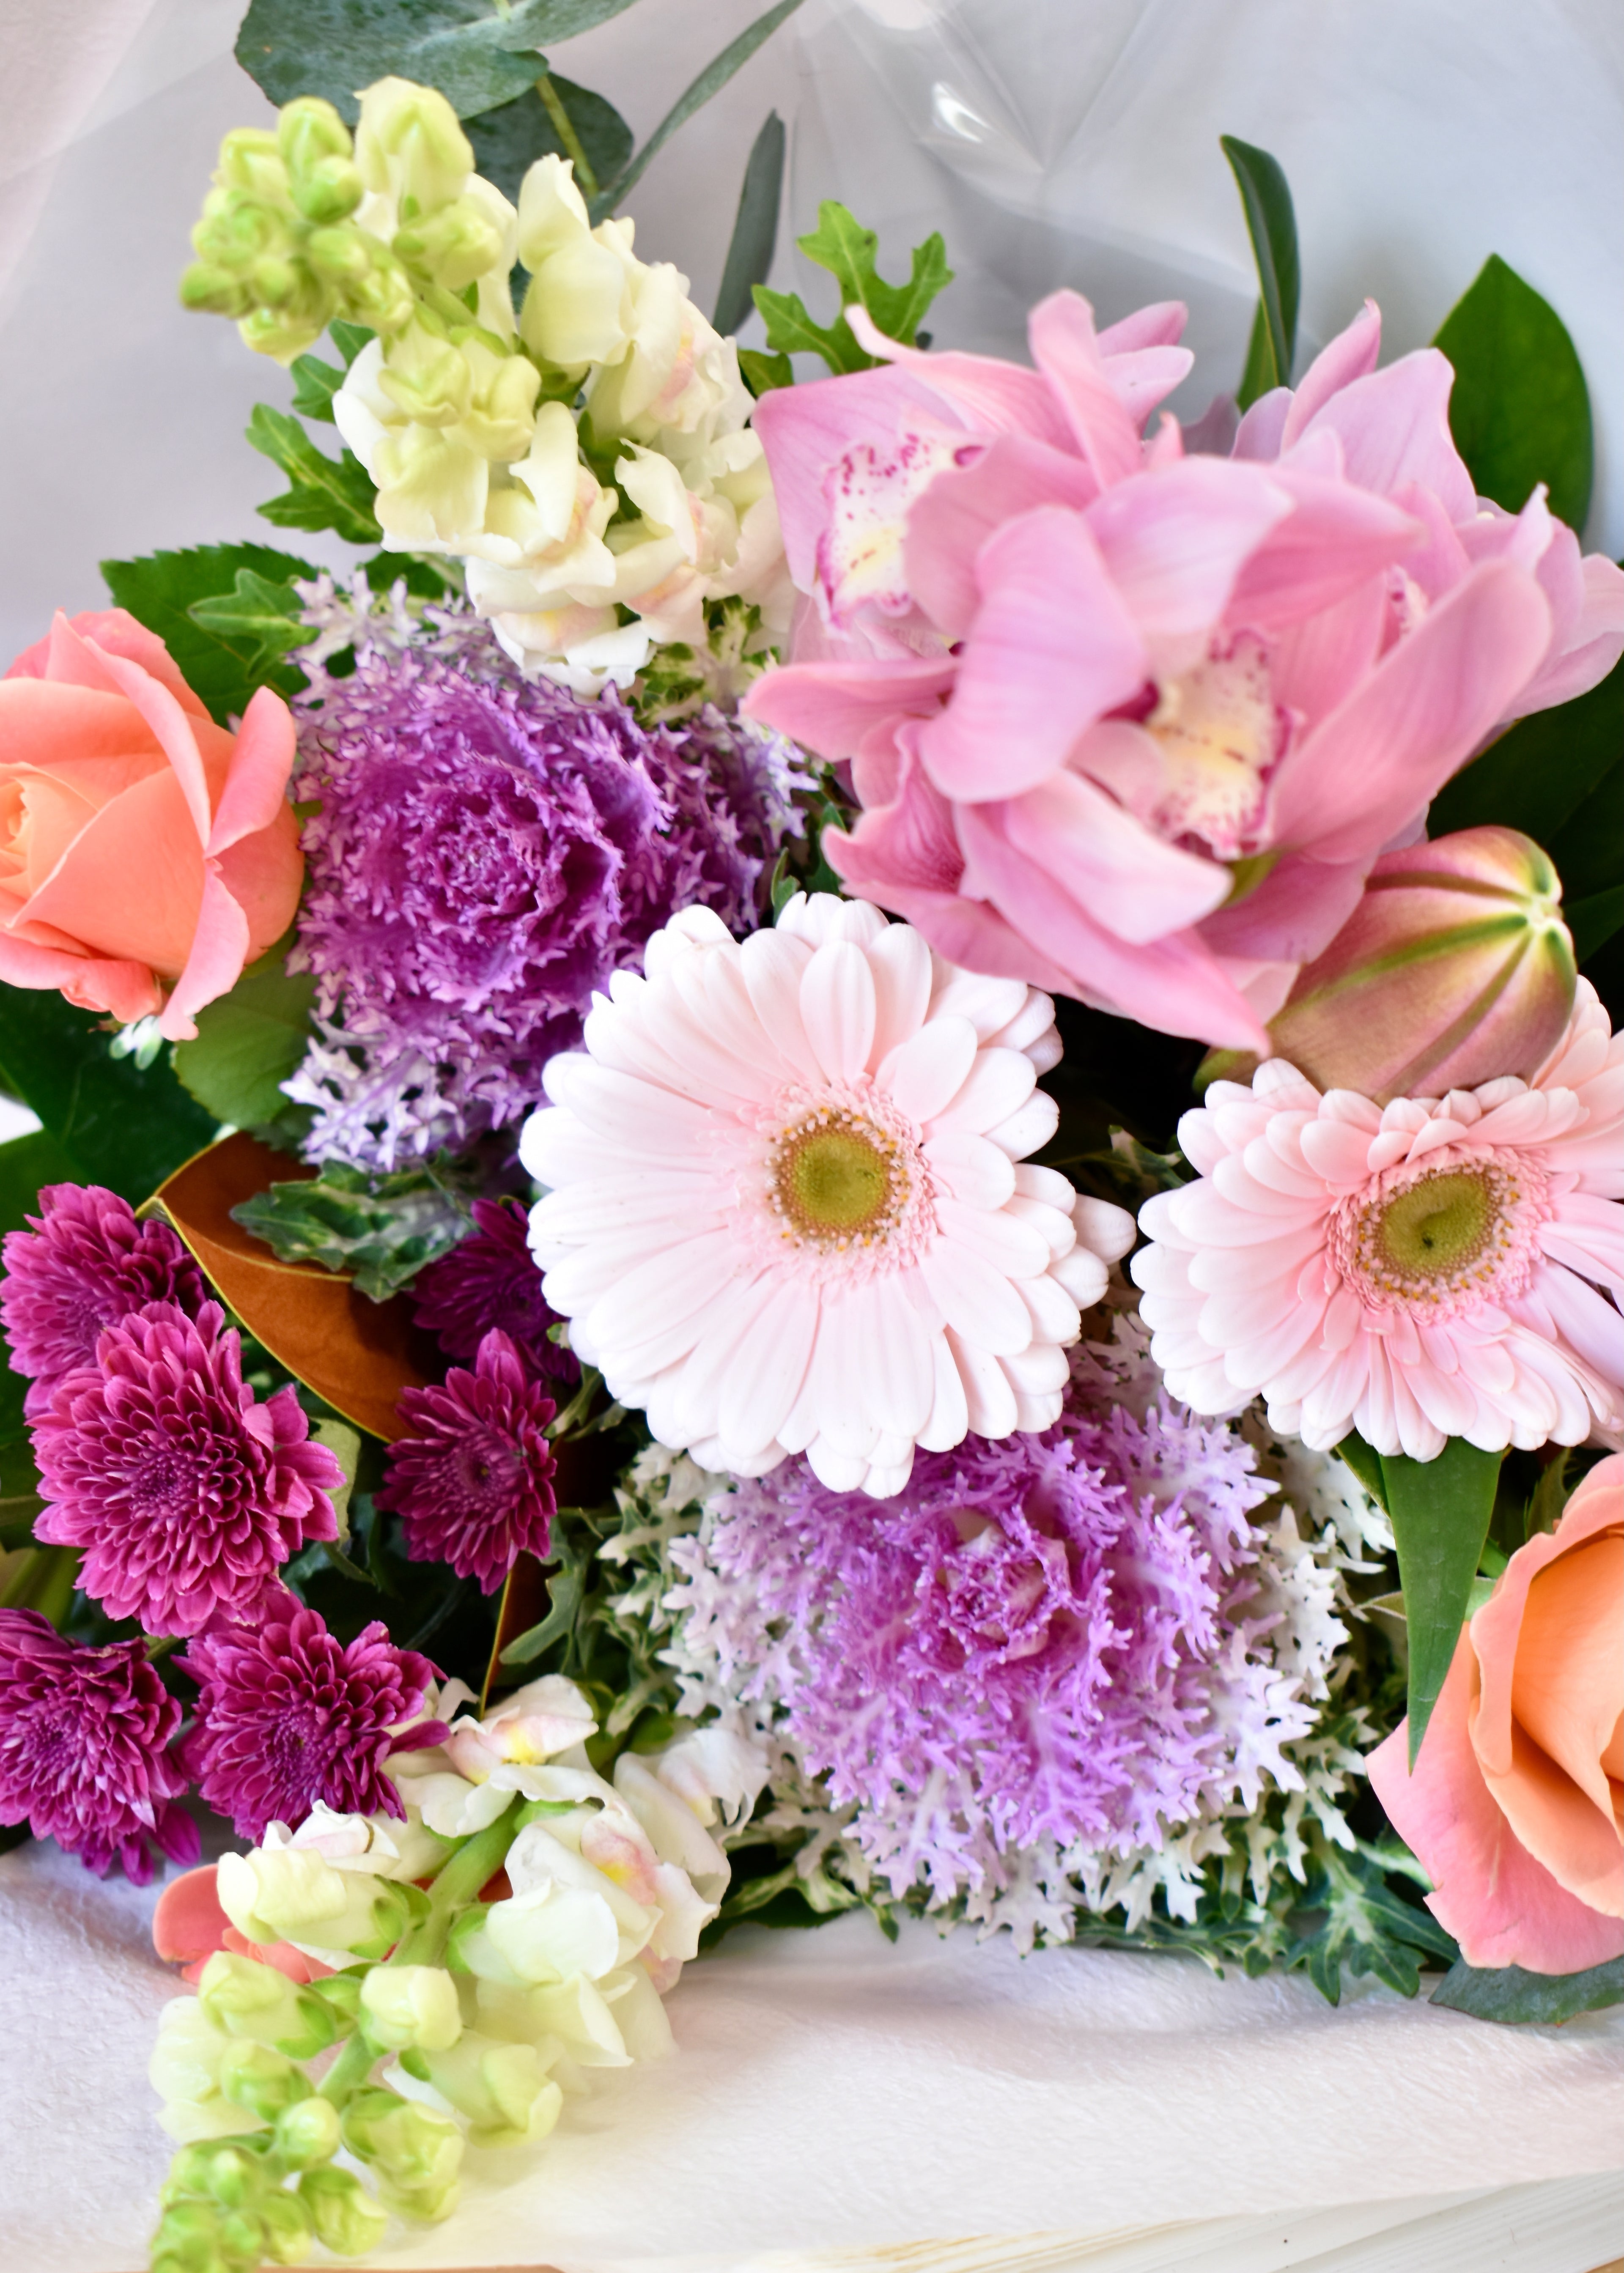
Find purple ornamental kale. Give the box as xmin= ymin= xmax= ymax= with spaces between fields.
xmin=181 ymin=1603 xmax=442 ymax=1841
xmin=32 ymin=1300 xmax=343 ymax=1635
xmin=0 ymin=1609 xmax=198 ymax=1882
xmin=285 ymin=616 xmax=807 ymax=1168
xmin=672 ymin=1373 xmax=1291 ymax=1901
xmin=375 ymin=1329 xmax=557 ymax=1593
xmin=0 ymin=1183 xmax=206 ymax=1417
xmin=411 ymin=1195 xmax=577 ymax=1385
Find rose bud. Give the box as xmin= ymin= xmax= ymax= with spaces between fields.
xmin=1207 ymin=827 xmax=1576 ymax=1103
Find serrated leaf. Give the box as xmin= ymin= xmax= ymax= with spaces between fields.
xmin=1380 ymin=1437 xmax=1503 ymax=1765
xmin=0 ymin=990 xmax=216 ymax=1203
xmin=739 ymin=346 xmax=793 ymax=397
xmin=1221 ymin=134 xmax=1299 ymax=409
xmin=101 ymin=542 xmax=318 ymax=726
xmin=289 ymin=352 xmax=346 ymax=423
xmin=1433 ymin=253 xmax=1593 ymax=531
xmin=589 ymin=0 xmax=806 ymax=222
xmin=247 ymin=404 xmax=381 ymax=545
xmin=329 ymin=319 xmax=373 ymax=368
xmin=235 ymin=0 xmax=641 ymax=123
xmin=756 ymin=200 xmax=953 ymax=377
xmin=231 ymin=1161 xmax=469 ymax=1300
xmin=464 ymin=74 xmax=631 ymax=206
xmin=171 ymin=940 xmax=317 ymax=1131
xmin=1431 ymin=1950 xmax=1624 ymax=2025
xmin=1286 ymin=1846 xmax=1457 ymax=2005
xmin=187 ymin=570 xmax=315 ymax=680
xmin=714 ymin=112 xmax=786 ymax=338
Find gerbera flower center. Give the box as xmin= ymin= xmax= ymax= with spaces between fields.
xmin=767 ymin=1107 xmax=908 ymax=1247
xmin=1332 ymin=1149 xmax=1550 ymax=1315
xmin=1145 ymin=631 xmax=1285 ymax=861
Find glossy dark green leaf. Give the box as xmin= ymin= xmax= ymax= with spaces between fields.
xmin=171 ymin=941 xmax=317 ymax=1131
xmin=1335 ymin=1429 xmax=1389 ymax=1511
xmin=1433 ymin=254 xmax=1593 ymax=530
xmin=713 ymin=112 xmax=786 ymax=338
xmin=1221 ymin=135 xmax=1299 ymax=407
xmin=0 ymin=991 xmax=216 ymax=1203
xmin=235 ymin=0 xmax=641 ymax=123
xmin=100 ymin=543 xmax=318 ymax=725
xmin=187 ymin=571 xmax=315 ymax=680
xmin=0 ymin=1126 xmax=81 ymax=1235
xmin=247 ymin=404 xmax=381 ymax=545
xmin=1431 ymin=1950 xmax=1624 ymax=2024
xmin=590 ymin=0 xmax=805 ymax=221
xmin=1381 ymin=1437 xmax=1503 ymax=1765
xmin=464 ymin=75 xmax=631 ymax=206
xmin=755 ymin=200 xmax=953 ymax=377
xmin=1567 ymin=883 xmax=1624 ymax=962
xmin=1428 ymin=650 xmax=1622 ymax=849
xmin=499 ymin=1560 xmax=584 ymax=1665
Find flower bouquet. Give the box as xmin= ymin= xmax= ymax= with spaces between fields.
xmin=0 ymin=2 xmax=1621 ymax=2267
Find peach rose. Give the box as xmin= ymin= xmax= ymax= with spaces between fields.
xmin=0 ymin=608 xmax=303 ymax=1039
xmin=1369 ymin=1454 xmax=1624 ymax=1974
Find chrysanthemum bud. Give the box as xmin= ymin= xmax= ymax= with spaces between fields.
xmin=1212 ymin=828 xmax=1576 ymax=1102
xmin=296 ymin=2164 xmax=390 ymax=2256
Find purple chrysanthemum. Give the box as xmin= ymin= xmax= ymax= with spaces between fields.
xmin=0 ymin=1183 xmax=206 ymax=1417
xmin=0 ymin=1608 xmax=198 ymax=1883
xmin=411 ymin=1196 xmax=578 ymax=1385
xmin=671 ymin=1366 xmax=1309 ymax=1901
xmin=375 ymin=1330 xmax=557 ymax=1593
xmin=180 ymin=1603 xmax=441 ymax=1841
xmin=32 ymin=1300 xmax=343 ymax=1636
xmin=285 ymin=616 xmax=809 ymax=1168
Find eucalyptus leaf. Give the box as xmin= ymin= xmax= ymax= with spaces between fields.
xmin=0 ymin=990 xmax=216 ymax=1204
xmin=101 ymin=543 xmax=318 ymax=725
xmin=1433 ymin=253 xmax=1594 ymax=531
xmin=1380 ymin=1437 xmax=1503 ymax=1765
xmin=1432 ymin=1951 xmax=1624 ymax=2025
xmin=714 ymin=111 xmax=785 ymax=338
xmin=590 ymin=0 xmax=805 ymax=221
xmin=464 ymin=75 xmax=631 ymax=206
xmin=236 ymin=0 xmax=641 ymax=123
xmin=1220 ymin=134 xmax=1299 ymax=406
xmin=172 ymin=942 xmax=317 ymax=1132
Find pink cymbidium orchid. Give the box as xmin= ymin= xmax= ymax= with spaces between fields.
xmin=744 ymin=296 xmax=1624 ymax=1050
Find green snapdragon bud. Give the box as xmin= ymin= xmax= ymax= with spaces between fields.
xmin=359 ymin=1962 xmax=463 ymax=2052
xmin=420 ymin=2032 xmax=557 ymax=2148
xmin=376 ymin=321 xmax=475 ymax=428
xmin=198 ymin=1952 xmax=339 ymax=2062
xmin=340 ymin=2086 xmax=464 ymax=2203
xmin=257 ymin=2188 xmax=316 ymax=2268
xmin=278 ymin=97 xmax=364 ymax=223
xmin=297 ymin=2164 xmax=390 ymax=2256
xmin=149 ymin=2199 xmax=259 ymax=2273
xmin=355 ymin=77 xmax=473 ymax=217
xmin=272 ymin=2092 xmax=343 ymax=2170
xmin=218 ymin=2040 xmax=312 ymax=2122
xmin=393 ymin=195 xmax=507 ymax=291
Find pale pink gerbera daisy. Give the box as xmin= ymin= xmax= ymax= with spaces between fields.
xmin=1131 ymin=980 xmax=1624 ymax=1462
xmin=522 ymin=894 xmax=1133 ymax=1497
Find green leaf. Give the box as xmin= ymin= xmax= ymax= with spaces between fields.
xmin=230 ymin=1163 xmax=470 ymax=1300
xmin=1433 ymin=254 xmax=1594 ymax=531
xmin=1220 ymin=135 xmax=1300 ymax=407
xmin=235 ymin=0 xmax=642 ymax=123
xmin=329 ymin=319 xmax=373 ymax=369
xmin=1286 ymin=1845 xmax=1458 ymax=2004
xmin=171 ymin=940 xmax=317 ymax=1131
xmin=464 ymin=75 xmax=631 ymax=207
xmin=289 ymin=352 xmax=346 ymax=423
xmin=1568 ymin=882 xmax=1624 ymax=962
xmin=187 ymin=570 xmax=315 ymax=680
xmin=713 ymin=112 xmax=786 ymax=338
xmin=499 ymin=1560 xmax=584 ymax=1666
xmin=739 ymin=347 xmax=794 ymax=397
xmin=1335 ymin=1429 xmax=1389 ymax=1512
xmin=0 ymin=990 xmax=216 ymax=1203
xmin=247 ymin=404 xmax=381 ymax=545
xmin=1427 ymin=650 xmax=1623 ymax=853
xmin=101 ymin=543 xmax=318 ymax=726
xmin=589 ymin=0 xmax=806 ymax=222
xmin=1431 ymin=1951 xmax=1624 ymax=2025
xmin=756 ymin=200 xmax=953 ymax=377
xmin=0 ymin=1126 xmax=81 ymax=1236
xmin=1381 ymin=1438 xmax=1503 ymax=1765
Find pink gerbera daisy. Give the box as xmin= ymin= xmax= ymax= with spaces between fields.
xmin=1131 ymin=980 xmax=1624 ymax=1461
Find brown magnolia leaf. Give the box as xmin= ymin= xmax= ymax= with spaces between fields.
xmin=149 ymin=1132 xmax=437 ymax=1439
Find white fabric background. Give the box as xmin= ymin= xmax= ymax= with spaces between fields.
xmin=1 ymin=7 xmax=1622 ymax=2269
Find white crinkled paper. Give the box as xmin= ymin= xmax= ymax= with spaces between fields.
xmin=4 ymin=1832 xmax=1624 ymax=2273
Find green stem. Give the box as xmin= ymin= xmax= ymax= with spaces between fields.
xmin=536 ymin=74 xmax=599 ymax=201
xmin=317 ymin=2030 xmax=375 ymax=2110
xmin=390 ymin=1814 xmax=520 ymax=1968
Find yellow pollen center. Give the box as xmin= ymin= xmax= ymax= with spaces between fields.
xmin=783 ymin=1125 xmax=893 ymax=1233
xmin=1373 ymin=1169 xmax=1494 ymax=1279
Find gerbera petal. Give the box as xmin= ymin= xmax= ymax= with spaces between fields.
xmin=799 ymin=938 xmax=878 ymax=1084
xmin=881 ymin=1014 xmax=978 ymax=1123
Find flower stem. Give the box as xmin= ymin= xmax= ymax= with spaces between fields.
xmin=536 ymin=74 xmax=600 ymax=201
xmin=390 ymin=1812 xmax=520 ymax=1968
xmin=317 ymin=2029 xmax=375 ymax=2110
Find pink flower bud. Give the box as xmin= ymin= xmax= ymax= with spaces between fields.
xmin=1214 ymin=829 xmax=1576 ymax=1103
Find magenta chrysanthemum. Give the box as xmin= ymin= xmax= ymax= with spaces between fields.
xmin=411 ymin=1196 xmax=577 ymax=1385
xmin=284 ymin=617 xmax=807 ymax=1168
xmin=669 ymin=1362 xmax=1309 ymax=1900
xmin=375 ymin=1329 xmax=558 ymax=1593
xmin=180 ymin=1603 xmax=440 ymax=1840
xmin=32 ymin=1300 xmax=343 ymax=1635
xmin=0 ymin=1608 xmax=198 ymax=1883
xmin=1132 ymin=979 xmax=1624 ymax=1460
xmin=0 ymin=1183 xmax=206 ymax=1417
